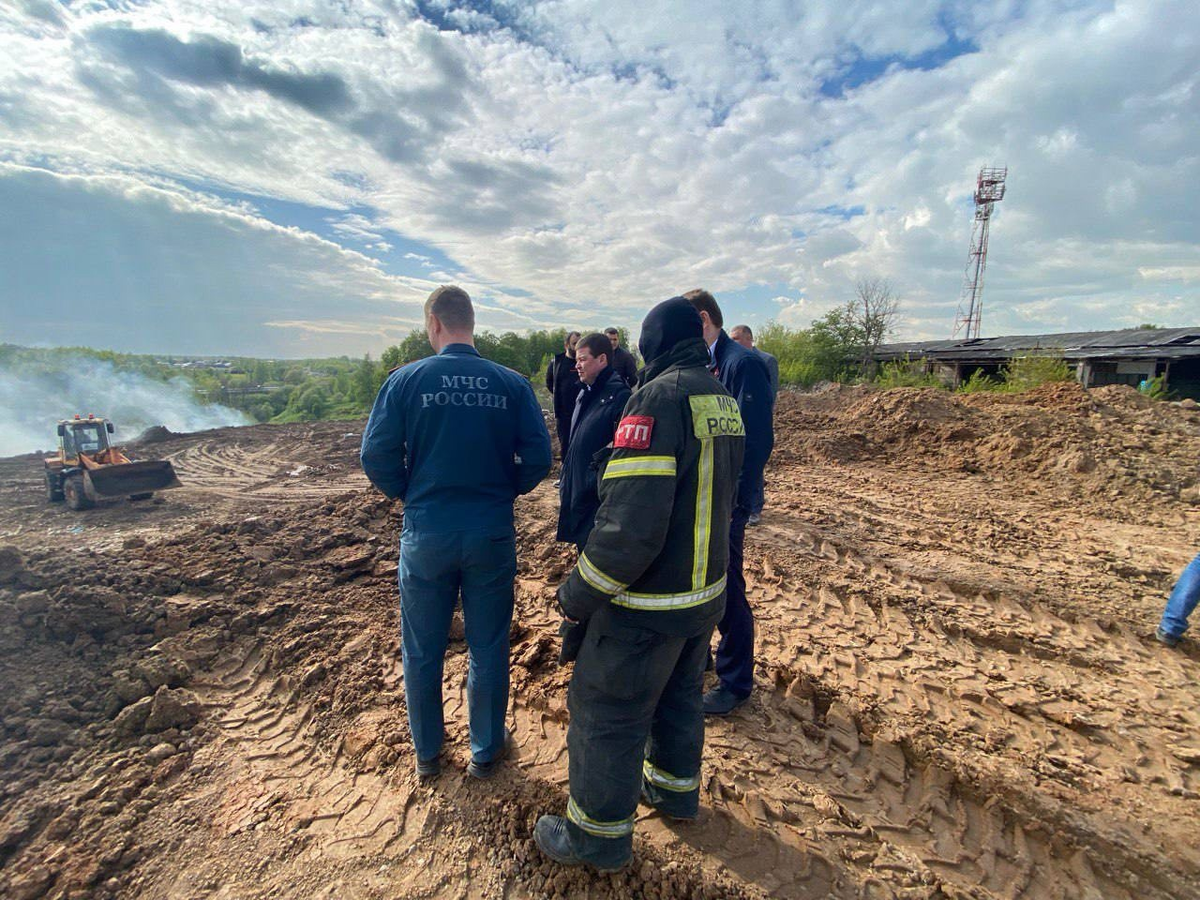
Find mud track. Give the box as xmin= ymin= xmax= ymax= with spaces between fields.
xmin=1 ymin=384 xmax=1198 ymax=899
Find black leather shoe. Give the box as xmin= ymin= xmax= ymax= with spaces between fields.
xmin=703 ymin=686 xmax=749 ymax=716
xmin=533 ymin=815 xmax=630 ymax=873
xmin=467 ymin=728 xmax=512 ymax=779
xmin=415 ymin=754 xmax=440 ymax=780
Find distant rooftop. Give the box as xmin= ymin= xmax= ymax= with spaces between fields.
xmin=879 ymin=326 xmax=1200 ymax=361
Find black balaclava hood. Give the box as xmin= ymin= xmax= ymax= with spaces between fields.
xmin=638 ymin=296 xmax=703 ymax=366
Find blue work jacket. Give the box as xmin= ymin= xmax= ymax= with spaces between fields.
xmin=360 ymin=344 xmax=552 ymax=534
xmin=711 ymin=331 xmax=774 ymax=512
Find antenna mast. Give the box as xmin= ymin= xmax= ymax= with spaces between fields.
xmin=953 ymin=165 xmax=1007 ymax=339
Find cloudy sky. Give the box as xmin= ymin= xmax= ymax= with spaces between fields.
xmin=0 ymin=0 xmax=1196 ymax=357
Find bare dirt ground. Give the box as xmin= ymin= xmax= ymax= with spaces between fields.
xmin=1 ymin=383 xmax=1198 ymax=900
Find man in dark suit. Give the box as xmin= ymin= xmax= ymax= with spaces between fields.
xmin=730 ymin=324 xmax=778 ymax=525
xmin=545 ymin=331 xmax=583 ymax=463
xmin=556 ymin=333 xmax=632 ymax=549
xmin=604 ymin=327 xmax=639 ymax=388
xmin=684 ymin=290 xmax=774 ymax=716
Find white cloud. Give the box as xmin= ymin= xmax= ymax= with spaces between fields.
xmin=1036 ymin=127 xmax=1079 ymax=159
xmin=0 ymin=0 xmax=1197 ymax=352
xmin=1139 ymin=266 xmax=1200 ymax=283
xmin=329 ymin=213 xmax=393 ymax=252
xmin=403 ymin=251 xmax=436 ymax=267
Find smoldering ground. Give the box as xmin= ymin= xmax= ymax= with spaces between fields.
xmin=0 ymin=356 xmax=249 ymax=456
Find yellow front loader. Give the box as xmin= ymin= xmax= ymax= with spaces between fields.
xmin=44 ymin=415 xmax=182 ymax=510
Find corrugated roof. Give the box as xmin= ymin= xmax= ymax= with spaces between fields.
xmin=878 ymin=326 xmax=1200 ymax=360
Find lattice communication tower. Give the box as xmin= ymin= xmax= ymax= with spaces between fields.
xmin=952 ymin=166 xmax=1007 ymax=339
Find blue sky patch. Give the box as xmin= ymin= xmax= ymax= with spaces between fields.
xmin=819 ymin=26 xmax=978 ymax=98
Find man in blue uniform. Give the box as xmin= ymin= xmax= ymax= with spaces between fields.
xmin=684 ymin=290 xmax=774 ymax=716
xmin=361 ymin=285 xmax=552 ymax=779
xmin=730 ymin=324 xmax=779 ymax=526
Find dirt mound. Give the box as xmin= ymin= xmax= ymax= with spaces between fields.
xmin=131 ymin=425 xmax=176 ymax=445
xmin=0 ymin=399 xmax=1198 ymax=899
xmin=773 ymin=382 xmax=1200 ymax=514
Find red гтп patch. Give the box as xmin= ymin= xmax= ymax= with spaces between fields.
xmin=614 ymin=415 xmax=654 ymax=449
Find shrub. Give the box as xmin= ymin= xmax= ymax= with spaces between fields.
xmin=874 ymin=361 xmax=945 ymax=389
xmin=1000 ymin=353 xmax=1073 ymax=391
xmin=1139 ymin=374 xmax=1172 ymax=400
xmin=958 ymin=369 xmax=1001 ymax=393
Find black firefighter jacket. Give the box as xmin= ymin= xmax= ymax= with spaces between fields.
xmin=559 ymin=338 xmax=745 ymax=637
xmin=556 ymin=366 xmax=632 ymax=546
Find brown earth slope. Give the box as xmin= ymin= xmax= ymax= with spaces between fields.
xmin=1 ymin=384 xmax=1198 ymax=899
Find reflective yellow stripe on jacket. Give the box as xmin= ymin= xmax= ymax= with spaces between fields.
xmin=688 ymin=395 xmax=741 ymax=591
xmin=601 ymin=455 xmax=677 ymax=480
xmin=691 ymin=440 xmax=714 ymax=589
xmin=578 ymin=552 xmax=627 ymax=595
xmin=611 ymin=574 xmax=726 ymax=611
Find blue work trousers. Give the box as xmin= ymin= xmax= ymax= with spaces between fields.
xmin=715 ymin=507 xmax=754 ymax=698
xmin=398 ymin=525 xmax=516 ymax=764
xmin=1159 ymin=552 xmax=1200 ymax=641
xmin=746 ymin=470 xmax=766 ymax=516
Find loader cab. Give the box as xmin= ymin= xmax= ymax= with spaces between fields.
xmin=58 ymin=417 xmax=113 ymax=460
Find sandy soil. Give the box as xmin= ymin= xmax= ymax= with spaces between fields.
xmin=1 ymin=383 xmax=1198 ymax=900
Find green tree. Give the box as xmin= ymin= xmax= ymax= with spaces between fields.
xmin=353 ymin=355 xmax=379 ymax=405
xmin=288 ymin=383 xmax=331 ymax=419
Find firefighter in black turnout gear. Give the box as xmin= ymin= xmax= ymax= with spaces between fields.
xmin=534 ymin=297 xmax=745 ymax=873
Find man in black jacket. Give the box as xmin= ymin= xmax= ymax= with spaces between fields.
xmin=557 ymin=333 xmax=632 ymax=548
xmin=604 ymin=327 xmax=639 ymax=387
xmin=684 ymin=289 xmax=774 ymax=716
xmin=545 ymin=331 xmax=582 ymax=461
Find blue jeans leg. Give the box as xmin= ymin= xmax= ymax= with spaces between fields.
xmin=398 ymin=530 xmax=459 ymax=761
xmin=1159 ymin=552 xmax=1200 ymax=640
xmin=461 ymin=528 xmax=517 ymax=764
xmin=715 ymin=508 xmax=754 ymax=698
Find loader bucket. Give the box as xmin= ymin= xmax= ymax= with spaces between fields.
xmin=84 ymin=460 xmax=182 ymax=499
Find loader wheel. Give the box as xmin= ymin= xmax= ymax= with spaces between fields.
xmin=45 ymin=470 xmax=65 ymax=503
xmin=64 ymin=476 xmax=94 ymax=511
xmin=129 ymin=492 xmax=153 ymax=502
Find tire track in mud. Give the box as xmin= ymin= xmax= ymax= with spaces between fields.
xmin=740 ymin=498 xmax=1200 ymax=900
xmin=168 ymin=441 xmax=368 ymax=504
xmin=188 ymin=634 xmax=477 ymax=896
xmin=187 ymin=614 xmax=769 ymax=899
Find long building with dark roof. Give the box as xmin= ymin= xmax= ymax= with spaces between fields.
xmin=876 ymin=326 xmax=1200 ymax=399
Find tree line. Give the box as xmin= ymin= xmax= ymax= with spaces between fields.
xmin=2 ymin=280 xmax=909 ymax=428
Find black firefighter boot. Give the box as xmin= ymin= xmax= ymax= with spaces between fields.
xmin=533 ymin=816 xmax=631 ymax=874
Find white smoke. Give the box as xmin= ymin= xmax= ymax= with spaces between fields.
xmin=0 ymin=357 xmax=251 ymax=457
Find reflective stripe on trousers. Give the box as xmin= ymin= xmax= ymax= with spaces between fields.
xmin=567 ymin=796 xmax=634 ymax=838
xmin=642 ymin=759 xmax=700 ymax=793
